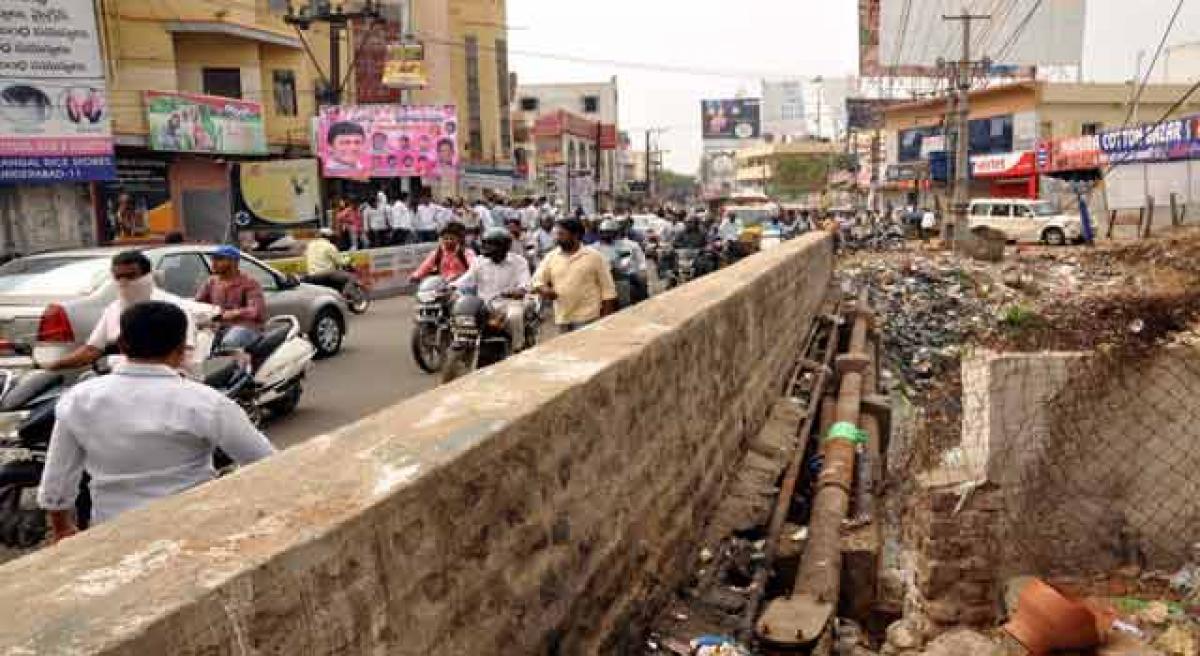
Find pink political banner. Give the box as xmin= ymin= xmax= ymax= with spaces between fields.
xmin=317 ymin=105 xmax=458 ymax=180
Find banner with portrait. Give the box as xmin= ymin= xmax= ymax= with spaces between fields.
xmin=317 ymin=105 xmax=458 ymax=179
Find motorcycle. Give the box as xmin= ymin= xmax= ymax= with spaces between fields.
xmin=609 ymin=249 xmax=636 ymax=310
xmin=410 ymin=275 xmax=453 ymax=374
xmin=205 ymin=315 xmax=316 ymax=427
xmin=303 ymin=263 xmax=371 ymax=315
xmin=441 ymin=294 xmax=542 ymax=384
xmin=0 ymin=365 xmax=79 ymax=548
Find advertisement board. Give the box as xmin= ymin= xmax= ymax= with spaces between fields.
xmin=98 ymin=157 xmax=174 ymax=242
xmin=382 ymin=43 xmax=427 ymax=89
xmin=318 ymin=105 xmax=458 ymax=179
xmin=1099 ymin=117 xmax=1200 ymax=165
xmin=701 ymin=99 xmax=762 ymax=141
xmin=146 ymin=91 xmax=267 ymax=155
xmin=232 ymin=159 xmax=322 ymax=230
xmin=0 ymin=0 xmax=115 ymax=183
xmin=845 ymin=98 xmax=903 ymax=130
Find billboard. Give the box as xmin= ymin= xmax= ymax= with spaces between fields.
xmin=0 ymin=0 xmax=114 ymax=183
xmin=1099 ymin=117 xmax=1200 ymax=165
xmin=701 ymin=99 xmax=762 ymax=141
xmin=232 ymin=159 xmax=322 ymax=230
xmin=845 ymin=98 xmax=904 ymax=130
xmin=146 ymin=92 xmax=267 ymax=155
xmin=878 ymin=0 xmax=1085 ymax=68
xmin=317 ymin=105 xmax=458 ymax=179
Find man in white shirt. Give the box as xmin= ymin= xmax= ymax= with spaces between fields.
xmin=434 ymin=200 xmax=456 ymax=231
xmin=43 ymin=250 xmax=198 ymax=372
xmin=453 ymin=227 xmax=533 ymax=351
xmin=520 ymin=199 xmax=540 ymax=231
xmin=38 ymin=301 xmax=274 ymax=541
xmin=414 ymin=198 xmax=440 ymax=242
xmin=364 ymin=193 xmax=391 ymax=247
xmin=392 ymin=195 xmax=414 ymax=244
xmin=473 ymin=199 xmax=495 ymax=230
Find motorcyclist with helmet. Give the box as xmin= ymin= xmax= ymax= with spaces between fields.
xmin=452 ymin=227 xmax=533 ymax=352
xmin=593 ymin=219 xmax=648 ymax=305
xmin=304 ymin=227 xmax=357 ymax=295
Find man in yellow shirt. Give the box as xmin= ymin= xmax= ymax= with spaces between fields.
xmin=532 ymin=218 xmax=618 ymax=332
xmin=304 ymin=228 xmax=353 ymax=294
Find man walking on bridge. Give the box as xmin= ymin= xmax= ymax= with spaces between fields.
xmin=532 ymin=218 xmax=618 ymax=333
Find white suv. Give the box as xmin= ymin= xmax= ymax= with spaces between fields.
xmin=967 ymin=198 xmax=1083 ymax=246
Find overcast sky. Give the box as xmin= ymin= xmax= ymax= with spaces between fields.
xmin=507 ymin=1 xmax=1200 ymax=173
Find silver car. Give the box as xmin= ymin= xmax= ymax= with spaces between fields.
xmin=0 ymin=245 xmax=350 ymax=367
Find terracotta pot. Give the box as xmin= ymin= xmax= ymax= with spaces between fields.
xmin=1003 ymin=578 xmax=1107 ymax=654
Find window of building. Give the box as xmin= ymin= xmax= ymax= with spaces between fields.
xmin=519 ymin=97 xmax=539 ymax=112
xmin=1082 ymin=122 xmax=1101 ymax=136
xmin=202 ymin=68 xmax=242 ymax=99
xmin=496 ymin=38 xmax=512 ymax=153
xmin=465 ymin=36 xmax=483 ymax=158
xmin=582 ymin=95 xmax=600 ymax=113
xmin=272 ymin=70 xmax=297 ymax=116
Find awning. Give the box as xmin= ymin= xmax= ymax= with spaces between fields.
xmin=165 ymin=21 xmax=302 ymax=49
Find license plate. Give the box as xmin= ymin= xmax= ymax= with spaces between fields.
xmin=0 ymin=446 xmax=34 ymax=464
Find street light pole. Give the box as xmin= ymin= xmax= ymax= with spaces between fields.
xmin=941 ymin=7 xmax=990 ymax=244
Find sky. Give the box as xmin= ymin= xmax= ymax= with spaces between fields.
xmin=507 ymin=1 xmax=1200 ymax=174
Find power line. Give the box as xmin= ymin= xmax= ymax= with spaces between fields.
xmin=1117 ymin=0 xmax=1185 ymax=132
xmin=993 ymin=0 xmax=1042 ymax=63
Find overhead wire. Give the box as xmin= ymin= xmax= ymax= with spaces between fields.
xmin=1116 ymin=0 xmax=1186 ymax=133
xmin=993 ymin=0 xmax=1042 ymax=63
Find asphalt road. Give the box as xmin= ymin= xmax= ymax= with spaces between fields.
xmin=267 ymin=296 xmax=437 ymax=449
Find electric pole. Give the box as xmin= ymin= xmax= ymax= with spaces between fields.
xmin=285 ymin=0 xmax=383 ymax=105
xmin=941 ymin=8 xmax=990 ymax=243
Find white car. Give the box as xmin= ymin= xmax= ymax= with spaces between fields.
xmin=967 ymin=198 xmax=1083 ymax=246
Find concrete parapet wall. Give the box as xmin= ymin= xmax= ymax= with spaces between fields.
xmin=0 ymin=235 xmax=833 ymax=655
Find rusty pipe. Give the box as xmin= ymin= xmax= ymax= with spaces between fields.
xmin=757 ymin=289 xmax=874 ymax=645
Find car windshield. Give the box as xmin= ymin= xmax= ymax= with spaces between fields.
xmin=0 ymin=256 xmax=110 ymax=296
xmin=1030 ymin=201 xmax=1059 ymax=217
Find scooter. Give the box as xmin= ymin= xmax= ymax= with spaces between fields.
xmin=410 ymin=275 xmax=453 ymax=374
xmin=204 ymin=315 xmax=316 ymax=427
xmin=441 ymin=294 xmax=542 ymax=384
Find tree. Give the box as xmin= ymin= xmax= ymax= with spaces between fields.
xmin=657 ymin=170 xmax=698 ymax=204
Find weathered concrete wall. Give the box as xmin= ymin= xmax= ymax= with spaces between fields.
xmin=960 ymin=348 xmax=1200 ymax=575
xmin=0 ymin=234 xmax=833 ymax=655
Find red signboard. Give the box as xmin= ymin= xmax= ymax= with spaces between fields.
xmin=970 ymin=151 xmax=1036 ymax=179
xmin=1037 ymin=135 xmax=1103 ymax=172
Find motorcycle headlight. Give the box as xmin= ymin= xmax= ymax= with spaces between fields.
xmin=416 ymin=291 xmax=438 ymax=304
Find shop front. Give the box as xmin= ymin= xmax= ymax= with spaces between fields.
xmin=970 ymin=151 xmax=1038 ymax=199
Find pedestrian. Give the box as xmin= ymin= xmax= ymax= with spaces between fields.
xmin=473 ymin=197 xmax=495 ymax=230
xmin=414 ymin=197 xmax=439 ymax=243
xmin=392 ymin=193 xmax=413 ymax=245
xmin=336 ymin=198 xmax=365 ymax=251
xmin=37 ymin=301 xmax=274 ymax=541
xmin=365 ymin=192 xmax=392 ymax=248
xmin=920 ymin=208 xmax=937 ymax=243
xmin=532 ymin=217 xmax=618 ymax=333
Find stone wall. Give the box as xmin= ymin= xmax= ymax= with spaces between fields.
xmin=0 ymin=234 xmax=833 ymax=655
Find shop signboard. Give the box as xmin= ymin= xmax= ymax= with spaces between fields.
xmin=232 ymin=159 xmax=322 ymax=230
xmin=1099 ymin=117 xmax=1198 ymax=165
xmin=0 ymin=0 xmax=115 ymax=183
xmin=382 ymin=43 xmax=427 ymax=89
xmin=317 ymin=104 xmax=458 ymax=179
xmin=970 ymin=151 xmax=1036 ymax=178
xmin=146 ymin=91 xmax=267 ymax=155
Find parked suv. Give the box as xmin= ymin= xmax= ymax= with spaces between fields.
xmin=967 ymin=198 xmax=1083 ymax=246
xmin=0 ymin=245 xmax=349 ymax=369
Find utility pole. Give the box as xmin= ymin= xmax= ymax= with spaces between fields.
xmin=285 ymin=0 xmax=383 ymax=105
xmin=941 ymin=7 xmax=990 ymax=243
xmin=645 ymin=129 xmax=653 ymax=199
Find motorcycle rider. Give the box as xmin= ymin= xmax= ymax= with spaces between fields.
xmin=673 ymin=215 xmax=708 ymax=249
xmin=453 ymin=227 xmax=533 ymax=352
xmin=594 ymin=219 xmax=649 ymax=304
xmin=195 ymin=246 xmax=266 ymax=337
xmin=532 ymin=214 xmax=557 ymax=260
xmin=532 ymin=218 xmax=618 ymax=333
xmin=37 ymin=301 xmax=274 ymax=542
xmin=304 ymin=228 xmax=357 ymax=296
xmin=42 ymin=250 xmax=198 ymax=372
xmin=409 ymin=222 xmax=475 ymax=282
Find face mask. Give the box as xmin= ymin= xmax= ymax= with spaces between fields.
xmin=117 ymin=273 xmax=155 ymax=306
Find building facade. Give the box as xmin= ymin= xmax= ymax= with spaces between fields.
xmin=762 ymin=79 xmax=809 ymax=142
xmin=734 ymin=141 xmax=841 ymax=199
xmin=880 ymin=81 xmax=1200 ymax=209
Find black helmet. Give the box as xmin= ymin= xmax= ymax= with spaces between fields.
xmin=481 ymin=227 xmax=512 ymax=261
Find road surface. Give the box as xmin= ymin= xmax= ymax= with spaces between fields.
xmin=268 ymin=296 xmax=437 ymax=449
